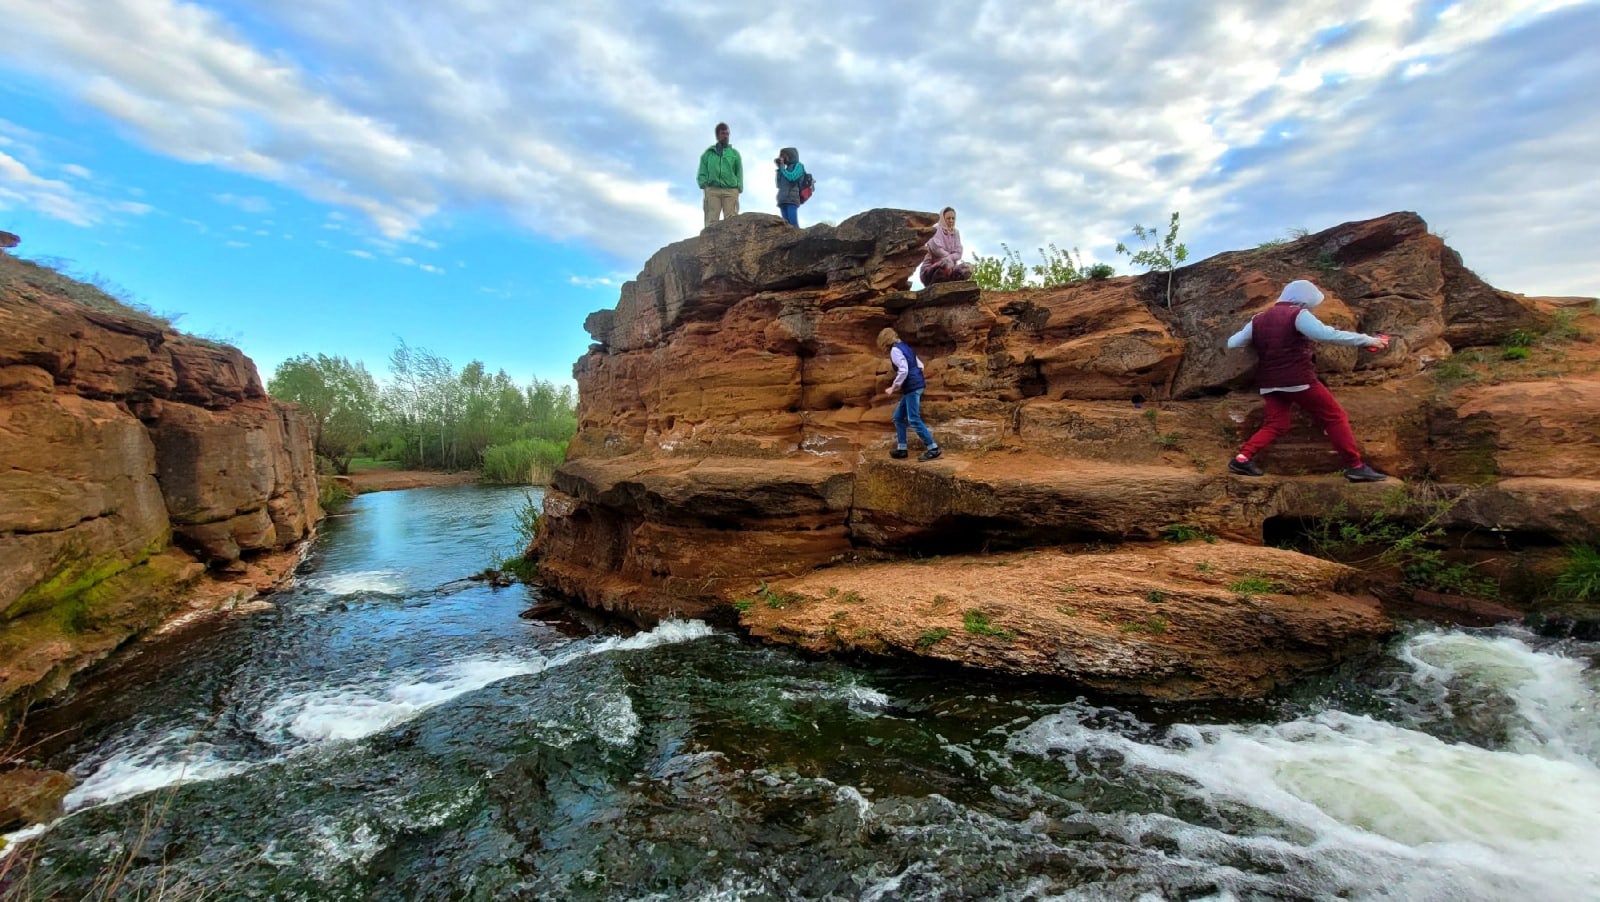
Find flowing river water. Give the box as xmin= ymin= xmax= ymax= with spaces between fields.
xmin=4 ymin=484 xmax=1599 ymax=900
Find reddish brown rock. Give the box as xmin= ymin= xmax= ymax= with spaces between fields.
xmin=535 ymin=209 xmax=1599 ymax=699
xmin=741 ymin=544 xmax=1390 ymax=701
xmin=0 ymin=253 xmax=320 ymax=727
xmin=0 ymin=767 xmax=75 ymax=830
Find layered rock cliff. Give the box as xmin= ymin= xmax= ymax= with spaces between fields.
xmin=0 ymin=254 xmax=320 ymax=727
xmin=535 ymin=209 xmax=1597 ymax=700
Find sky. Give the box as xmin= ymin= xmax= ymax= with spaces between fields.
xmin=2 ymin=0 xmax=1597 ymax=388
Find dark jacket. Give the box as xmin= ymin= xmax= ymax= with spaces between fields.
xmin=775 ymin=148 xmax=805 ymax=206
xmin=1250 ymin=303 xmax=1317 ymax=388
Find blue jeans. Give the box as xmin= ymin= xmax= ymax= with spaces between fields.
xmin=893 ymin=388 xmax=936 ymax=449
xmin=779 ymin=203 xmax=798 ymax=226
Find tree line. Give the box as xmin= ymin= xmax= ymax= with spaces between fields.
xmin=267 ymin=340 xmax=576 ymax=484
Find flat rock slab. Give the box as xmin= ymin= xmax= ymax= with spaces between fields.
xmin=740 ymin=541 xmax=1391 ymax=701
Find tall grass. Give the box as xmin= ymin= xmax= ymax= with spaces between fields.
xmin=480 ymin=438 xmax=567 ymax=485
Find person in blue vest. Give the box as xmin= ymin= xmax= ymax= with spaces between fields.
xmin=877 ymin=328 xmax=942 ymax=461
xmin=1226 ymin=279 xmax=1390 ymax=481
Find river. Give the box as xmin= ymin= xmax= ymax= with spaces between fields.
xmin=3 ymin=484 xmax=1598 ymax=900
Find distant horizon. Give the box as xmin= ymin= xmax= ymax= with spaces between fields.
xmin=3 ymin=1 xmax=1597 ymax=386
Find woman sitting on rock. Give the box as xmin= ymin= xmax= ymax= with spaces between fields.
xmin=919 ymin=206 xmax=974 ymax=285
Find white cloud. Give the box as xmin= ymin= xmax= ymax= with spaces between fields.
xmin=60 ymin=163 xmax=93 ymax=179
xmin=213 ymin=192 xmax=273 ymax=213
xmin=346 ymin=249 xmax=373 ymax=259
xmin=0 ymin=0 xmax=1593 ymax=294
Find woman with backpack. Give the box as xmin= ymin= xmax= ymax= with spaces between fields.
xmin=774 ymin=147 xmax=806 ymax=227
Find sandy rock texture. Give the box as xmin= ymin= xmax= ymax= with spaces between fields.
xmin=0 ymin=254 xmax=320 ymax=727
xmin=536 ymin=209 xmax=1598 ymax=699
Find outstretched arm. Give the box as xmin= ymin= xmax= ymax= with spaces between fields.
xmin=1294 ymin=309 xmax=1382 ymax=346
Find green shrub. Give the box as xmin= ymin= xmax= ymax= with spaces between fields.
xmin=971 ymin=244 xmax=1028 ymax=291
xmin=916 ymin=627 xmax=952 ymax=650
xmin=481 ymin=438 xmax=568 ymax=484
xmin=511 ymin=490 xmax=542 ymax=549
xmin=498 ymin=555 xmax=539 ymax=583
xmin=1501 ymin=346 xmax=1531 ymax=361
xmin=1503 ymin=329 xmax=1538 ymax=349
xmin=962 ymin=609 xmax=1014 ymax=638
xmin=1229 ymin=576 xmax=1280 ymax=599
xmin=1556 ymin=544 xmax=1600 ymax=601
xmin=1085 ymin=263 xmax=1116 ymax=280
xmin=1162 ymin=524 xmax=1217 ymax=544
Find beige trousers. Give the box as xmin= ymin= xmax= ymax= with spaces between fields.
xmin=702 ymin=188 xmax=740 ymax=226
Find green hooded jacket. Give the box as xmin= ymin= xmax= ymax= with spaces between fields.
xmin=697 ymin=143 xmax=743 ymax=191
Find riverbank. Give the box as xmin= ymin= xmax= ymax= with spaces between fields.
xmin=346 ymin=467 xmax=479 ymax=494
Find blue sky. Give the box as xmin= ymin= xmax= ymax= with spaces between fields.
xmin=3 ymin=1 xmax=1597 ymax=388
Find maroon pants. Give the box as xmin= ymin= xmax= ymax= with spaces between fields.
xmin=921 ymin=260 xmax=973 ymax=285
xmin=1239 ymin=381 xmax=1363 ymax=468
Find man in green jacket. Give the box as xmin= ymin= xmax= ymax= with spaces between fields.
xmin=697 ymin=122 xmax=743 ymax=227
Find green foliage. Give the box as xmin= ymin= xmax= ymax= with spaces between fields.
xmin=1154 ymin=431 xmax=1186 ymax=450
xmin=1314 ymin=251 xmax=1340 ymax=273
xmin=481 ymin=438 xmax=569 ymax=485
xmin=1555 ymin=544 xmax=1600 ymax=601
xmin=1114 ymin=211 xmax=1188 ymax=308
xmin=972 ymin=242 xmax=1113 ymax=291
xmin=962 ymin=609 xmax=1015 ymax=638
xmin=1503 ymin=329 xmax=1538 ymax=349
xmin=733 ymin=598 xmax=755 ymax=613
xmin=971 ymin=243 xmax=1028 ymax=291
xmin=510 ymin=490 xmax=542 ymax=550
xmin=317 ymin=477 xmax=353 ymax=510
xmin=1228 ymin=575 xmax=1281 ymax=599
xmin=270 ymin=354 xmax=381 ymax=475
xmin=378 ymin=340 xmax=577 ymax=473
xmin=1304 ymin=492 xmax=1499 ymax=597
xmin=1120 ymin=616 xmax=1169 ymax=635
xmin=498 ymin=555 xmax=539 ymax=583
xmin=1544 ymin=309 xmax=1583 ymax=344
xmin=915 ymin=627 xmax=952 ymax=650
xmin=1430 ymin=358 xmax=1480 ymax=384
xmin=1195 ymin=561 xmax=1214 ymax=573
xmin=755 ymin=582 xmax=802 ymax=609
xmin=1501 ymin=346 xmax=1531 ymax=361
xmin=1144 ymin=590 xmax=1167 ymax=604
xmin=1257 ymin=228 xmax=1309 ymax=249
xmin=1162 ymin=524 xmax=1217 ymax=544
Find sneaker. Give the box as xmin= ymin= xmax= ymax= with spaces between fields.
xmin=1228 ymin=457 xmax=1264 ymax=477
xmin=1344 ymin=463 xmax=1387 ymax=482
xmin=918 ymin=447 xmax=942 ymax=462
xmin=889 ymin=449 xmax=909 ymax=459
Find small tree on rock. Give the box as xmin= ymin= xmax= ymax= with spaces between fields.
xmin=1115 ymin=211 xmax=1189 ymax=308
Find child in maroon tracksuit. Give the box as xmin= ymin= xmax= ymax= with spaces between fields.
xmin=1226 ymin=280 xmax=1390 ymax=482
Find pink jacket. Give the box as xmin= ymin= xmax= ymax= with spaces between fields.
xmin=922 ymin=226 xmax=963 ymax=268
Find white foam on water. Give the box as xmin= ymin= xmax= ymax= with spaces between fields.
xmin=62 ymin=738 xmax=253 ymax=812
xmin=1397 ymin=628 xmax=1600 ymax=764
xmin=0 ymin=823 xmax=48 ymax=859
xmin=585 ymin=692 xmax=642 ymax=747
xmin=1010 ymin=630 xmax=1600 ymax=899
xmin=257 ymin=619 xmax=716 ymax=746
xmin=305 ymin=569 xmax=409 ymax=597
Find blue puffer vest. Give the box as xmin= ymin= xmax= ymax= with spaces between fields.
xmin=892 ymin=341 xmax=925 ymax=392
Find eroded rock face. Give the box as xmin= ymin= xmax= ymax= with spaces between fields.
xmin=536 ymin=209 xmax=1598 ymax=699
xmin=0 ymin=254 xmax=319 ymax=725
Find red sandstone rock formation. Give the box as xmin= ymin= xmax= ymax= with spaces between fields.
xmin=0 ymin=254 xmax=320 ymax=726
xmin=537 ymin=209 xmax=1597 ymax=700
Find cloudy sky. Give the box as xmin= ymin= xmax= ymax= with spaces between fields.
xmin=1 ymin=0 xmax=1596 ymax=385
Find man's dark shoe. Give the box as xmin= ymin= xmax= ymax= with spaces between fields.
xmin=918 ymin=447 xmax=942 ymax=462
xmin=1228 ymin=457 xmax=1264 ymax=477
xmin=889 ymin=449 xmax=909 ymax=459
xmin=1344 ymin=463 xmax=1387 ymax=483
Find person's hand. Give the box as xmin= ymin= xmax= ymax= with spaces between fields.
xmin=885 ymin=387 xmax=896 ymax=396
xmin=1366 ymin=332 xmax=1391 ymax=351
